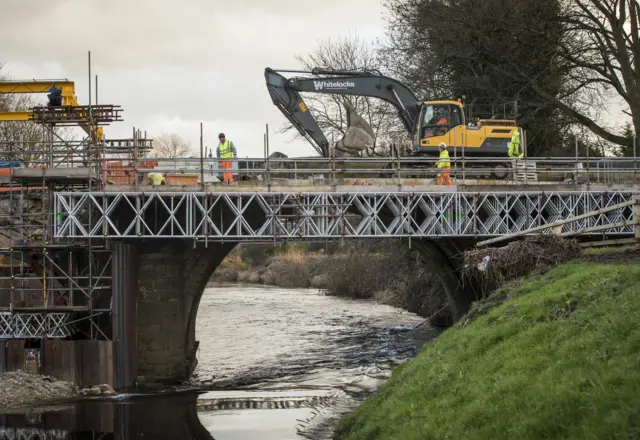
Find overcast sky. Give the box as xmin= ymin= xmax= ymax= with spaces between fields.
xmin=1 ymin=1 xmax=630 ymax=158
xmin=1 ymin=0 xmax=386 ymax=158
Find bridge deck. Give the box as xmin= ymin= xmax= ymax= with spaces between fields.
xmin=53 ymin=190 xmax=638 ymax=240
xmin=107 ymin=180 xmax=639 ymax=193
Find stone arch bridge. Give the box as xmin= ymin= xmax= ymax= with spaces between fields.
xmin=52 ymin=189 xmax=637 ymax=387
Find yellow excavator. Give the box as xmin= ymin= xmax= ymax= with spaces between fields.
xmin=265 ymin=67 xmax=521 ymax=177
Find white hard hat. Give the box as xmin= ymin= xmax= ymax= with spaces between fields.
xmin=438 ymin=142 xmax=447 ymax=149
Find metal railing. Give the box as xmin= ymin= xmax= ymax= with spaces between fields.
xmin=93 ymin=155 xmax=640 ymax=188
xmin=1 ymin=141 xmax=640 ymax=189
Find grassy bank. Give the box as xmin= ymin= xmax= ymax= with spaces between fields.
xmin=211 ymin=241 xmax=449 ymax=323
xmin=334 ymin=255 xmax=640 ymax=439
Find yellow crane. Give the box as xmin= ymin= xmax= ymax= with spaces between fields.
xmin=0 ymin=80 xmax=104 ymax=141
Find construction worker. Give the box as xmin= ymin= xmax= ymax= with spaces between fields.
xmin=436 ymin=115 xmax=448 ymax=127
xmin=436 ymin=142 xmax=453 ymax=185
xmin=216 ymin=133 xmax=237 ymax=183
xmin=508 ymin=129 xmax=523 ymax=159
xmin=148 ymin=172 xmax=165 ymax=186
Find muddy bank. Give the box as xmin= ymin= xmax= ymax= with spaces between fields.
xmin=210 ymin=242 xmax=452 ymax=325
xmin=0 ymin=371 xmax=118 ymax=410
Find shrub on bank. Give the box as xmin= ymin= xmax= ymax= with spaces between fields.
xmin=213 ymin=241 xmax=450 ymax=322
xmin=334 ymin=260 xmax=640 ymax=439
xmin=322 ymin=241 xmax=449 ymax=321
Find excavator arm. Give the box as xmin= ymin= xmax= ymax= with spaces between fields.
xmin=265 ymin=68 xmax=420 ymax=156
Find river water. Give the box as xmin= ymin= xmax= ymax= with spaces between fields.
xmin=0 ymin=284 xmax=440 ymax=439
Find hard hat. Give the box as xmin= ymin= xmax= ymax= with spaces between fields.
xmin=438 ymin=142 xmax=447 ymax=149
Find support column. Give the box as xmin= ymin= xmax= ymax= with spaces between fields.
xmin=111 ymin=241 xmax=139 ymax=391
xmin=135 ymin=241 xmax=236 ymax=385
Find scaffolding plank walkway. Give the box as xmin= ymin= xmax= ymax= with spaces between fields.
xmin=53 ymin=190 xmax=638 ymax=240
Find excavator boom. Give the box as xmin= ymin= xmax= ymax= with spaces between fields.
xmin=265 ymin=68 xmax=420 ymax=156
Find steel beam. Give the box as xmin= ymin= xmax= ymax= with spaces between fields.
xmin=53 ymin=191 xmax=638 ymax=240
xmin=111 ymin=241 xmax=139 ymax=391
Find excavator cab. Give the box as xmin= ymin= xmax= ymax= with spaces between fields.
xmin=419 ymin=102 xmax=464 ymax=141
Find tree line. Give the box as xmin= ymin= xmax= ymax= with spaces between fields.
xmin=285 ymin=0 xmax=639 ymax=158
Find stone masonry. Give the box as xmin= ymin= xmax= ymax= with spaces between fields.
xmin=136 ymin=241 xmax=235 ymax=384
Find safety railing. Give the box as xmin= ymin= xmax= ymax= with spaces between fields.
xmin=90 ymin=155 xmax=640 ymax=189
xmin=1 ymin=143 xmax=640 ymax=189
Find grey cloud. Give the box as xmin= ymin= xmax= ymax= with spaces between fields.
xmin=1 ymin=0 xmax=386 ymax=158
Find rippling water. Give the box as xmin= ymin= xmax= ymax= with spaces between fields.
xmin=0 ymin=284 xmax=440 ymax=439
xmin=195 ymin=284 xmax=438 ymax=391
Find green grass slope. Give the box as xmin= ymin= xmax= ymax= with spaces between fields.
xmin=335 ymin=261 xmax=640 ymax=440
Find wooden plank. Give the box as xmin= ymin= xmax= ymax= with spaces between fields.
xmin=0 ymin=342 xmax=6 ymax=373
xmin=477 ymin=198 xmax=637 ymax=247
xmin=101 ymin=341 xmax=114 ymax=386
xmin=6 ymin=340 xmax=24 ymax=371
xmin=580 ymin=238 xmax=639 ymax=248
xmin=42 ymin=339 xmax=55 ymax=377
xmin=43 ymin=340 xmax=78 ymax=384
xmin=562 ymin=219 xmax=638 ymax=237
xmin=75 ymin=340 xmax=113 ymax=387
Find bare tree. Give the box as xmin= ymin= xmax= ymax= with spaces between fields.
xmin=546 ymin=0 xmax=640 ymax=147
xmin=149 ymin=133 xmax=192 ymax=158
xmin=282 ymin=32 xmax=406 ymax=157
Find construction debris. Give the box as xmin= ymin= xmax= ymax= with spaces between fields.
xmin=463 ymin=236 xmax=581 ymax=297
xmin=335 ymin=100 xmax=375 ymax=154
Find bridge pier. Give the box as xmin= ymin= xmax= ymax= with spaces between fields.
xmin=110 ymin=240 xmax=236 ymax=389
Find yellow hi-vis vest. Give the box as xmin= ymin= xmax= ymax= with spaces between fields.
xmin=508 ymin=130 xmax=523 ymax=158
xmin=218 ymin=140 xmax=233 ymax=158
xmin=437 ymin=149 xmax=450 ymax=168
xmin=148 ymin=172 xmax=164 ymax=185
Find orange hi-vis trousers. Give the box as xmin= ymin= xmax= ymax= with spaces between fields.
xmin=221 ymin=160 xmax=233 ymax=182
xmin=436 ymin=166 xmax=452 ymax=185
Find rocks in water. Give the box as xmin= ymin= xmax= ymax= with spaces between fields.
xmin=79 ymin=384 xmax=117 ymax=397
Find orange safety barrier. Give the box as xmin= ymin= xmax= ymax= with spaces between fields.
xmin=165 ymin=175 xmax=198 ymax=186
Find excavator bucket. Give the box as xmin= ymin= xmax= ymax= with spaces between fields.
xmin=335 ymin=99 xmax=376 ymax=154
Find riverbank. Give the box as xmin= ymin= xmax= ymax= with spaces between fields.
xmin=0 ymin=371 xmax=118 ymax=410
xmin=211 ymin=241 xmax=451 ymax=324
xmin=0 ymin=371 xmax=78 ymax=409
xmin=333 ymin=247 xmax=640 ymax=439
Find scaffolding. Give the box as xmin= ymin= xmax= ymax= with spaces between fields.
xmin=0 ymin=98 xmax=151 ymax=342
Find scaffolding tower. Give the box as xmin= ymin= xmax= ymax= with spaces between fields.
xmin=0 ymin=101 xmax=151 ymax=343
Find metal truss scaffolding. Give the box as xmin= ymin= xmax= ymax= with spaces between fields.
xmin=0 ymin=313 xmax=74 ymax=339
xmin=0 ymin=428 xmax=69 ymax=440
xmin=0 ymin=246 xmax=112 ymax=340
xmin=54 ymin=191 xmax=637 ymax=239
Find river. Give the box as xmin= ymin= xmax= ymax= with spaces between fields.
xmin=0 ymin=284 xmax=441 ymax=439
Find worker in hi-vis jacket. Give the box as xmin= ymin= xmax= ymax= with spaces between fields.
xmin=216 ymin=132 xmax=237 ymax=183
xmin=436 ymin=142 xmax=452 ymax=185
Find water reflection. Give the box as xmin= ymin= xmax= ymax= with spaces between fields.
xmin=0 ymin=389 xmax=335 ymax=440
xmin=0 ymin=286 xmax=441 ymax=439
xmin=0 ymin=393 xmax=213 ymax=440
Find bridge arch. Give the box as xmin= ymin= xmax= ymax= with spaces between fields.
xmin=112 ymin=205 xmax=480 ymax=387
